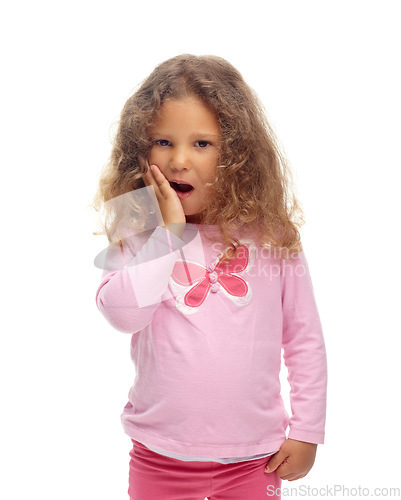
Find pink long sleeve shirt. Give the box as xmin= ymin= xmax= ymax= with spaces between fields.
xmin=95 ymin=223 xmax=327 ymax=461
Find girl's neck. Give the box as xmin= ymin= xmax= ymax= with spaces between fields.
xmin=185 ymin=214 xmax=203 ymax=224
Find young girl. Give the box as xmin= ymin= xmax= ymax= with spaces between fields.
xmin=93 ymin=54 xmax=327 ymax=500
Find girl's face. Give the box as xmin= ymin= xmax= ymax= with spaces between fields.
xmin=148 ymin=95 xmax=221 ymax=224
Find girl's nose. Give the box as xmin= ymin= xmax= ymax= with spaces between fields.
xmin=170 ymin=146 xmax=191 ymax=170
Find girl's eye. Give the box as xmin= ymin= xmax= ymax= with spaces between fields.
xmin=195 ymin=141 xmax=210 ymax=148
xmin=156 ymin=139 xmax=171 ymax=146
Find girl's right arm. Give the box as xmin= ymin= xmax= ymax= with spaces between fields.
xmin=95 ymin=225 xmax=185 ymax=334
xmin=96 ymin=162 xmax=187 ymax=334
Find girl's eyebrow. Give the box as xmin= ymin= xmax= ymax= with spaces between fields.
xmin=151 ymin=131 xmax=220 ymax=139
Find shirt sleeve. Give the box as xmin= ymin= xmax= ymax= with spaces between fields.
xmin=280 ymin=249 xmax=328 ymax=444
xmin=95 ymin=226 xmax=186 ymax=334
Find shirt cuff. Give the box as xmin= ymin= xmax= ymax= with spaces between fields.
xmin=288 ymin=426 xmax=325 ymax=445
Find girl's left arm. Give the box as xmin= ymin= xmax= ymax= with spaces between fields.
xmin=268 ymin=249 xmax=327 ymax=480
xmin=281 ymin=249 xmax=327 ymax=443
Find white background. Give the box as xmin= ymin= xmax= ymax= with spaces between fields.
xmin=1 ymin=1 xmax=400 ymax=498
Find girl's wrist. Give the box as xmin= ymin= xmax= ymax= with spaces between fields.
xmin=163 ymin=222 xmax=185 ymax=240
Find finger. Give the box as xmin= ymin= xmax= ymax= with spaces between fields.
xmin=141 ymin=171 xmax=150 ymax=187
xmin=280 ymin=472 xmax=298 ymax=481
xmin=149 ymin=164 xmax=175 ymax=197
xmin=265 ymin=452 xmax=289 ymax=473
xmin=270 ymin=458 xmax=293 ymax=479
xmin=141 ymin=165 xmax=154 ymax=187
xmin=279 ymin=466 xmax=307 ymax=481
xmin=142 ymin=166 xmax=163 ymax=199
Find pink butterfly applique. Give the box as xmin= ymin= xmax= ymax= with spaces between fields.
xmin=171 ymin=245 xmax=250 ymax=307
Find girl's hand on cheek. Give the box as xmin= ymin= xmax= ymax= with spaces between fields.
xmin=142 ymin=164 xmax=186 ymax=239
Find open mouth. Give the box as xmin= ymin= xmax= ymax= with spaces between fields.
xmin=169 ymin=181 xmax=194 ymax=193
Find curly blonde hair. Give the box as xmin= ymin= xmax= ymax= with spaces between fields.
xmin=92 ymin=54 xmax=304 ymax=261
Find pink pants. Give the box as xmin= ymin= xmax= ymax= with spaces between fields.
xmin=128 ymin=439 xmax=281 ymax=499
